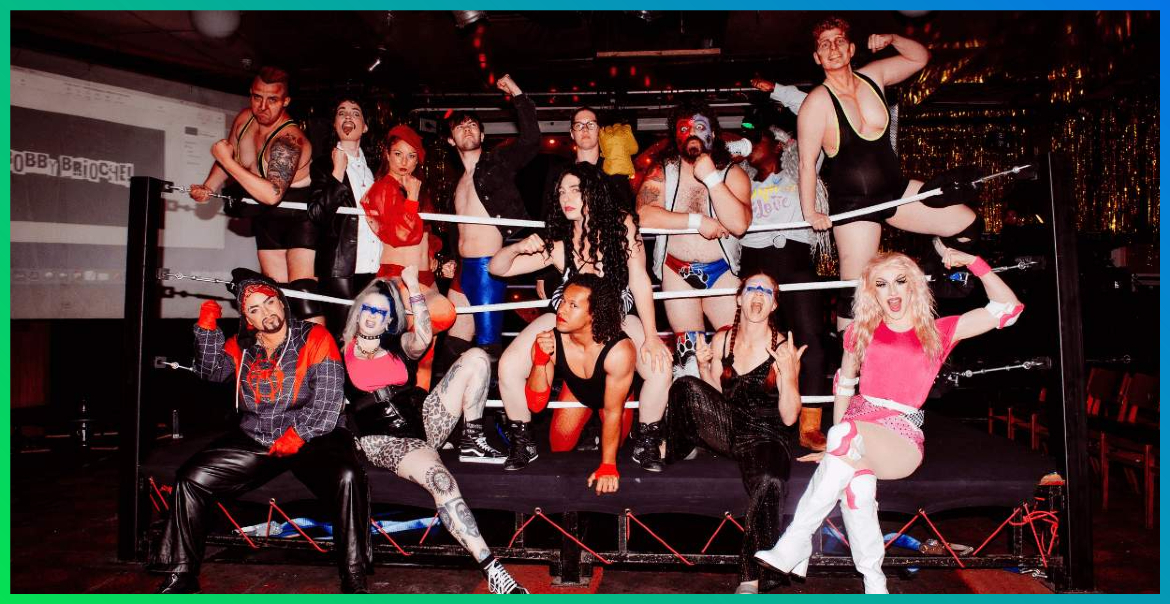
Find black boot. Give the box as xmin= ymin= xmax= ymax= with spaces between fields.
xmin=631 ymin=420 xmax=665 ymax=472
xmin=340 ymin=569 xmax=370 ymax=594
xmin=503 ymin=420 xmax=539 ymax=471
xmin=155 ymin=572 xmax=201 ymax=594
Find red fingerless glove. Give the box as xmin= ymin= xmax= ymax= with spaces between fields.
xmin=268 ymin=426 xmax=305 ymax=457
xmin=593 ymin=463 xmax=619 ymax=479
xmin=968 ymin=257 xmax=991 ymax=277
xmin=532 ymin=341 xmax=552 ymax=366
xmin=197 ymin=300 xmax=222 ymax=330
xmin=525 ymin=383 xmax=551 ymax=413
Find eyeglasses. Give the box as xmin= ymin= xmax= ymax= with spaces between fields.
xmin=571 ymin=120 xmax=599 ymax=132
xmin=360 ymin=304 xmax=390 ymax=318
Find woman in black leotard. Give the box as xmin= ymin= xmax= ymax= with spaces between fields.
xmin=664 ymin=272 xmax=806 ymax=594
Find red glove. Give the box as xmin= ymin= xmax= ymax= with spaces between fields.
xmin=532 ymin=341 xmax=552 ymax=366
xmin=268 ymin=426 xmax=305 ymax=457
xmin=197 ymin=300 xmax=222 ymax=330
xmin=593 ymin=463 xmax=619 ymax=479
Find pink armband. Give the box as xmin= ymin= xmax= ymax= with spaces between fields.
xmin=969 ymin=257 xmax=991 ymax=277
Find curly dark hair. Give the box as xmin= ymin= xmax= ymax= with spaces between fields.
xmin=660 ymin=97 xmax=732 ymax=170
xmin=543 ymin=162 xmax=638 ymax=286
xmin=562 ymin=273 xmax=624 ymax=345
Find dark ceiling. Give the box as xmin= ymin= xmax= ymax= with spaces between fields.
xmin=11 ymin=10 xmax=1158 ymax=117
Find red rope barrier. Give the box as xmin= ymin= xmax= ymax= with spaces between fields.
xmin=624 ymin=509 xmax=694 ymax=566
xmin=216 ymin=502 xmax=259 ymax=549
xmin=265 ymin=504 xmax=274 ymax=538
xmin=1020 ymin=504 xmax=1048 ymax=568
xmin=824 ymin=517 xmax=851 ymax=549
xmin=370 ymin=519 xmax=411 ymax=557
xmin=700 ymin=512 xmax=745 ymax=554
xmin=507 ymin=513 xmax=539 ymax=548
xmin=972 ymin=508 xmax=1020 ymax=556
xmin=537 ymin=509 xmax=611 ymax=565
xmin=267 ymin=499 xmax=328 ymax=553
xmin=918 ymin=510 xmax=965 ymax=568
xmin=883 ymin=513 xmax=919 ymax=548
xmin=148 ymin=477 xmax=170 ymax=511
xmin=418 ymin=510 xmax=441 ymax=545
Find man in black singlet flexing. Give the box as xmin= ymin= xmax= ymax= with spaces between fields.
xmin=188 ymin=67 xmax=322 ymax=321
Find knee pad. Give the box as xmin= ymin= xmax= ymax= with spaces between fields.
xmin=285 ymin=278 xmax=325 ymax=320
xmin=939 ymin=214 xmax=984 ymax=255
xmin=843 ymin=469 xmax=877 ymax=510
xmin=826 ymin=421 xmax=864 ymax=461
xmin=921 ymin=165 xmax=984 ymax=209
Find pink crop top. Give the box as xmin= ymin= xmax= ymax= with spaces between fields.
xmin=345 ymin=341 xmax=409 ymax=392
xmin=844 ymin=316 xmax=961 ymax=409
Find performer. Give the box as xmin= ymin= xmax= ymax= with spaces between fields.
xmin=665 ymin=273 xmax=804 ymax=594
xmin=151 ymin=269 xmax=368 ymax=593
xmin=739 ymin=126 xmax=829 ymax=450
xmin=445 ymin=74 xmax=540 ymax=357
xmin=489 ymin=162 xmax=673 ymax=472
xmin=361 ymin=124 xmax=457 ymax=389
xmin=188 ymin=67 xmax=322 ymax=322
xmin=518 ymin=273 xmax=637 ymax=493
xmin=341 ymin=271 xmax=526 ymax=593
xmin=792 ymin=17 xmax=983 ymax=330
xmin=756 ymin=249 xmax=1024 ymax=593
xmin=636 ymin=98 xmax=752 ymax=377
xmin=308 ymin=96 xmax=378 ymax=331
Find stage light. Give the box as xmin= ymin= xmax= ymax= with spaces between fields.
xmin=453 ymin=10 xmax=486 ymax=29
xmin=190 ymin=11 xmax=240 ymax=39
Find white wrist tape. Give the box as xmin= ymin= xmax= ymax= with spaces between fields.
xmin=701 ymin=171 xmax=724 ymax=189
xmin=834 ymin=369 xmax=859 ymax=396
xmin=687 ymin=213 xmax=703 ymax=230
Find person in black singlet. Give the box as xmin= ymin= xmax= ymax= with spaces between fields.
xmin=489 ymin=162 xmax=672 ymax=473
xmin=187 ymin=66 xmax=321 ymax=322
xmin=796 ymin=17 xmax=985 ymax=330
xmin=519 ymin=273 xmax=637 ymax=494
xmin=664 ymin=272 xmax=805 ymax=594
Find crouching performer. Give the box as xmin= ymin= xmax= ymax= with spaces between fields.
xmin=151 ymin=269 xmax=370 ymax=593
xmin=756 ymin=249 xmax=1023 ymax=593
xmin=341 ymin=266 xmax=527 ymax=594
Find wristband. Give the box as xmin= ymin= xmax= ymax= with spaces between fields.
xmin=968 ymin=257 xmax=991 ymax=277
xmin=687 ymin=213 xmax=703 ymax=230
xmin=701 ymin=171 xmax=724 ymax=189
xmin=594 ymin=463 xmax=619 ymax=479
xmin=408 ymin=293 xmax=426 ymax=306
xmin=532 ymin=341 xmax=552 ymax=366
xmin=834 ymin=369 xmax=859 ymax=397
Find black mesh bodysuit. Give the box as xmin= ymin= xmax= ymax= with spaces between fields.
xmin=664 ymin=334 xmax=797 ymax=585
xmin=820 ymin=72 xmax=909 ymax=226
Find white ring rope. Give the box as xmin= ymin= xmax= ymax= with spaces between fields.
xmin=166 ymin=164 xmax=1030 ymax=236
xmin=484 ymin=395 xmax=835 ymax=409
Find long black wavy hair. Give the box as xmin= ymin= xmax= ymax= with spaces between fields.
xmin=543 ymin=161 xmax=638 ymax=286
xmin=660 ymin=97 xmax=732 ymax=170
xmin=562 ymin=272 xmax=625 ymax=345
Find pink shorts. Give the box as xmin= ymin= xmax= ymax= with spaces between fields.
xmin=841 ymin=395 xmax=925 ymax=456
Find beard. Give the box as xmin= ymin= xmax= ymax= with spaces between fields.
xmin=680 ymin=137 xmax=707 ymax=160
xmin=258 ymin=314 xmax=285 ymax=334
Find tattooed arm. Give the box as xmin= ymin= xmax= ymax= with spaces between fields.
xmin=211 ymin=132 xmax=305 ymax=206
xmin=398 ymin=268 xmax=433 ymax=360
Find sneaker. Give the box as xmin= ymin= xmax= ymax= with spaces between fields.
xmin=630 ymin=421 xmax=665 ymax=472
xmin=459 ymin=419 xmax=507 ymax=464
xmin=503 ymin=420 xmax=539 ymax=471
xmin=484 ymin=558 xmax=529 ymax=594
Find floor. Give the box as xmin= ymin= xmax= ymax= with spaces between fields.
xmin=9 ymin=436 xmax=1158 ymax=595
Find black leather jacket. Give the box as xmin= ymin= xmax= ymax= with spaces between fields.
xmin=465 ymin=93 xmax=541 ymax=238
xmin=307 ymin=155 xmax=360 ymax=278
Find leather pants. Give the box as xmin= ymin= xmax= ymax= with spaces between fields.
xmin=151 ymin=428 xmax=370 ymax=577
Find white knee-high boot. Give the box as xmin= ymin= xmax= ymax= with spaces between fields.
xmin=839 ymin=471 xmax=888 ymax=594
xmin=753 ymin=454 xmax=855 ymax=577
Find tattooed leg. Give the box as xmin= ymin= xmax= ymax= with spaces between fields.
xmin=422 ymin=348 xmax=492 ymax=447
xmin=397 ymin=447 xmax=492 ymax=562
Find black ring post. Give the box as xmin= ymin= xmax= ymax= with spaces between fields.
xmin=118 ymin=176 xmax=165 ymax=561
xmin=1046 ymin=153 xmax=1094 ymax=591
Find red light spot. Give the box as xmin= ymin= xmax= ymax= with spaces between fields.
xmin=473 ymin=38 xmax=482 ymax=49
xmin=609 ymin=66 xmax=618 ymax=78
xmin=572 ymin=95 xmax=579 ymax=103
xmin=589 ymin=81 xmax=597 ymax=87
xmin=643 ymin=75 xmax=651 ymax=87
xmin=488 ymin=73 xmax=496 ymax=84
xmin=571 ymin=85 xmax=579 ymax=91
xmin=443 ymin=109 xmax=453 ymax=119
xmin=478 ymin=53 xmax=487 ymax=63
xmin=629 ymin=66 xmax=637 ymax=77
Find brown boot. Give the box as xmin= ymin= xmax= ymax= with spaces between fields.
xmin=799 ymin=406 xmax=827 ymax=451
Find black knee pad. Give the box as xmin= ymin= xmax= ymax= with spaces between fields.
xmin=921 ymin=165 xmax=984 ymax=209
xmin=286 ymin=278 xmax=325 ymax=321
xmin=939 ymin=214 xmax=984 ymax=255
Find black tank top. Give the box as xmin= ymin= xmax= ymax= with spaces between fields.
xmin=553 ymin=330 xmax=630 ymax=410
xmin=237 ymin=115 xmax=299 ymax=178
xmin=820 ymin=73 xmax=904 ymax=202
xmin=721 ymin=330 xmax=782 ymax=418
xmin=549 ymin=242 xmax=634 ymax=315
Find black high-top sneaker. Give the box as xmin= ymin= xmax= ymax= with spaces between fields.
xmin=503 ymin=420 xmax=539 ymax=471
xmin=480 ymin=555 xmax=529 ymax=594
xmin=630 ymin=420 xmax=665 ymax=472
xmin=459 ymin=418 xmax=507 ymax=464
